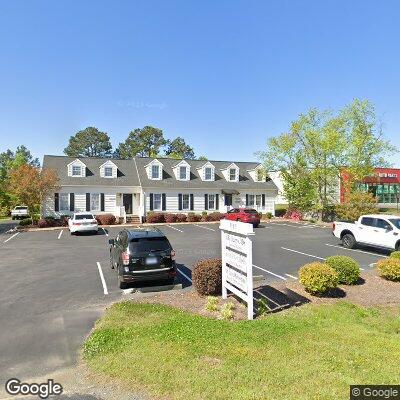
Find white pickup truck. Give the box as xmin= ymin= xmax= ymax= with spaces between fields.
xmin=11 ymin=206 xmax=29 ymax=220
xmin=333 ymin=214 xmax=400 ymax=251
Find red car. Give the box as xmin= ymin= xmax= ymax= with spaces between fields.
xmin=224 ymin=208 xmax=261 ymax=227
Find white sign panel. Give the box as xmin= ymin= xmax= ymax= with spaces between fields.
xmin=220 ymin=219 xmax=254 ymax=320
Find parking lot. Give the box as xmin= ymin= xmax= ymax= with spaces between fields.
xmin=0 ymin=220 xmax=390 ymax=384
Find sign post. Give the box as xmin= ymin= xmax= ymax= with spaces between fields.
xmin=220 ymin=219 xmax=255 ymax=320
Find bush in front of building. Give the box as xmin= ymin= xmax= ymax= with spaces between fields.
xmin=376 ymin=258 xmax=400 ymax=281
xmin=208 ymin=212 xmax=224 ymax=221
xmin=96 ymin=214 xmax=116 ymax=225
xmin=325 ymin=255 xmax=360 ymax=285
xmin=390 ymin=251 xmax=400 ymax=260
xmin=299 ymin=262 xmax=339 ymax=296
xmin=187 ymin=212 xmax=201 ymax=222
xmin=176 ymin=214 xmax=187 ymax=222
xmin=284 ymin=210 xmax=302 ymax=221
xmin=192 ymin=258 xmax=222 ymax=296
xmin=164 ymin=213 xmax=178 ymax=223
xmin=335 ymin=190 xmax=378 ymax=222
xmin=201 ymin=214 xmax=213 ymax=222
xmin=19 ymin=218 xmax=33 ymax=227
xmin=146 ymin=212 xmax=165 ymax=223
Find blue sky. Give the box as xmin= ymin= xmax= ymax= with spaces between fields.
xmin=0 ymin=0 xmax=399 ymax=165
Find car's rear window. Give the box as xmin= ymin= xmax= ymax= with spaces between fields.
xmin=129 ymin=237 xmax=171 ymax=253
xmin=15 ymin=206 xmax=28 ymax=210
xmin=244 ymin=209 xmax=258 ymax=214
xmin=75 ymin=214 xmax=95 ymax=220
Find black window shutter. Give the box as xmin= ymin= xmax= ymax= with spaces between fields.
xmin=86 ymin=193 xmax=91 ymax=211
xmin=246 ymin=194 xmax=249 ymax=206
xmin=69 ymin=193 xmax=75 ymax=212
xmin=178 ymin=194 xmax=183 ymax=211
xmin=204 ymin=194 xmax=208 ymax=210
xmin=215 ymin=194 xmax=219 ymax=210
xmin=162 ymin=193 xmax=166 ymax=211
xmin=101 ymin=193 xmax=105 ymax=211
xmin=262 ymin=194 xmax=266 ymax=207
xmin=54 ymin=193 xmax=59 ymax=212
xmin=149 ymin=193 xmax=154 ymax=211
xmin=190 ymin=194 xmax=194 ymax=210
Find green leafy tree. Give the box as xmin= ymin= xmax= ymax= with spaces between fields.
xmin=335 ymin=190 xmax=378 ymax=222
xmin=165 ymin=137 xmax=195 ymax=159
xmin=197 ymin=155 xmax=208 ymax=161
xmin=117 ymin=126 xmax=167 ymax=158
xmin=64 ymin=127 xmax=112 ymax=157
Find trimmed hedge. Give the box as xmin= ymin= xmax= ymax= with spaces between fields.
xmin=390 ymin=251 xmax=400 ymax=260
xmin=325 ymin=255 xmax=360 ymax=285
xmin=147 ymin=212 xmax=165 ymax=223
xmin=376 ymin=258 xmax=400 ymax=281
xmin=96 ymin=214 xmax=116 ymax=225
xmin=192 ymin=258 xmax=222 ymax=296
xmin=299 ymin=262 xmax=339 ymax=295
xmin=164 ymin=213 xmax=178 ymax=223
xmin=187 ymin=212 xmax=202 ymax=222
xmin=19 ymin=218 xmax=33 ymax=226
xmin=176 ymin=214 xmax=187 ymax=222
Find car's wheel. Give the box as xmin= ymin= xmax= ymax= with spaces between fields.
xmin=342 ymin=233 xmax=356 ymax=249
xmin=254 ymin=223 xmax=259 ymax=228
xmin=396 ymin=241 xmax=400 ymax=251
xmin=118 ymin=275 xmax=127 ymax=289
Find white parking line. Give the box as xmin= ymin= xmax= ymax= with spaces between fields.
xmin=167 ymin=225 xmax=184 ymax=233
xmin=96 ymin=262 xmax=109 ymax=295
xmin=252 ymin=264 xmax=287 ymax=280
xmin=268 ymin=222 xmax=299 ymax=228
xmin=4 ymin=232 xmax=19 ymax=243
xmin=325 ymin=243 xmax=388 ymax=258
xmin=285 ymin=273 xmax=298 ymax=280
xmin=177 ymin=268 xmax=192 ymax=283
xmin=193 ymin=224 xmax=215 ymax=231
xmin=58 ymin=230 xmax=63 ymax=240
xmin=101 ymin=227 xmax=109 ymax=236
xmin=281 ymin=247 xmax=325 ymax=260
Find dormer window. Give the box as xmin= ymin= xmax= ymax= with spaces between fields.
xmin=72 ymin=165 xmax=82 ymax=176
xmin=100 ymin=160 xmax=117 ymax=178
xmin=205 ymin=167 xmax=212 ymax=180
xmin=179 ymin=166 xmax=187 ymax=180
xmin=256 ymin=169 xmax=264 ymax=182
xmin=229 ymin=168 xmax=237 ymax=181
xmin=104 ymin=167 xmax=113 ymax=177
xmin=151 ymin=164 xmax=160 ymax=179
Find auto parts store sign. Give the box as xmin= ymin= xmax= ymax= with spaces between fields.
xmin=220 ymin=219 xmax=254 ymax=320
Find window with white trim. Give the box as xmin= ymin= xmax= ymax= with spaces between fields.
xmin=182 ymin=194 xmax=190 ymax=210
xmin=153 ymin=193 xmax=162 ymax=211
xmin=72 ymin=165 xmax=82 ymax=176
xmin=248 ymin=194 xmax=255 ymax=206
xmin=256 ymin=194 xmax=262 ymax=207
xmin=91 ymin=193 xmax=100 ymax=211
xmin=59 ymin=193 xmax=69 ymax=211
xmin=179 ymin=166 xmax=187 ymax=180
xmin=229 ymin=168 xmax=237 ymax=181
xmin=208 ymin=194 xmax=216 ymax=210
xmin=151 ymin=164 xmax=160 ymax=179
xmin=104 ymin=167 xmax=113 ymax=177
xmin=204 ymin=167 xmax=212 ymax=181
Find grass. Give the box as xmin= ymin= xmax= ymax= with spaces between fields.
xmin=83 ymin=301 xmax=400 ymax=400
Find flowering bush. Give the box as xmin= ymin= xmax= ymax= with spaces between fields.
xmin=176 ymin=214 xmax=187 ymax=222
xmin=284 ymin=210 xmax=302 ymax=221
xmin=164 ymin=213 xmax=178 ymax=223
xmin=96 ymin=214 xmax=116 ymax=225
xmin=146 ymin=212 xmax=165 ymax=223
xmin=208 ymin=212 xmax=224 ymax=221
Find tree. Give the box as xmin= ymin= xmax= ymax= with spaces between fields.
xmin=64 ymin=127 xmax=112 ymax=157
xmin=117 ymin=126 xmax=167 ymax=158
xmin=197 ymin=155 xmax=208 ymax=161
xmin=9 ymin=165 xmax=59 ymax=218
xmin=165 ymin=137 xmax=195 ymax=159
xmin=335 ymin=190 xmax=378 ymax=222
xmin=258 ymin=99 xmax=397 ymax=219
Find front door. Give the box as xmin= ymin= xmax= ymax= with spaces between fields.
xmin=224 ymin=194 xmax=233 ymax=206
xmin=123 ymin=194 xmax=133 ymax=214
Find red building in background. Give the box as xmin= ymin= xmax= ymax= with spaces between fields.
xmin=340 ymin=167 xmax=400 ymax=207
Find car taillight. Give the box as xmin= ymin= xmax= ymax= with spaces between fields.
xmin=332 ymin=223 xmax=335 ymax=231
xmin=122 ymin=252 xmax=130 ymax=265
xmin=74 ymin=222 xmax=82 ymax=226
xmin=170 ymin=250 xmax=176 ymax=260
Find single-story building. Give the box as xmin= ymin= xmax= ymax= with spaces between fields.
xmin=42 ymin=155 xmax=279 ymax=222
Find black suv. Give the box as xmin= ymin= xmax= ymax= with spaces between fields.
xmin=109 ymin=228 xmax=176 ymax=289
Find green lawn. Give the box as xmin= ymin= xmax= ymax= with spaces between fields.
xmin=83 ymin=302 xmax=400 ymax=400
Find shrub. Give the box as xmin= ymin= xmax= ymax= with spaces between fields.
xmin=266 ymin=212 xmax=273 ymax=219
xmin=390 ymin=251 xmax=400 ymax=260
xmin=59 ymin=215 xmax=70 ymax=226
xmin=164 ymin=213 xmax=177 ymax=223
xmin=37 ymin=219 xmax=48 ymax=228
xmin=376 ymin=258 xmax=400 ymax=281
xmin=284 ymin=210 xmax=302 ymax=221
xmin=335 ymin=190 xmax=378 ymax=222
xmin=201 ymin=214 xmax=213 ymax=222
xmin=208 ymin=212 xmax=224 ymax=221
xmin=325 ymin=255 xmax=360 ymax=285
xmin=19 ymin=218 xmax=32 ymax=226
xmin=220 ymin=305 xmax=234 ymax=320
xmin=192 ymin=258 xmax=222 ymax=296
xmin=96 ymin=214 xmax=116 ymax=225
xmin=187 ymin=212 xmax=201 ymax=222
xmin=205 ymin=296 xmax=219 ymax=312
xmin=146 ymin=212 xmax=165 ymax=223
xmin=275 ymin=204 xmax=288 ymax=217
xmin=176 ymin=214 xmax=187 ymax=222
xmin=299 ymin=262 xmax=339 ymax=295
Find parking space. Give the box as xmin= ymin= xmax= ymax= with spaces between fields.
xmin=0 ymin=220 xmax=391 ymax=381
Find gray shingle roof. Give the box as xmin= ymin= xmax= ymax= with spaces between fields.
xmin=42 ymin=155 xmax=278 ymax=193
xmin=134 ymin=157 xmax=278 ymax=191
xmin=42 ymin=155 xmax=140 ymax=187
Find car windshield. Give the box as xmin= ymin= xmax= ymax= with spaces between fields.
xmin=75 ymin=214 xmax=95 ymax=220
xmin=389 ymin=219 xmax=400 ymax=229
xmin=15 ymin=206 xmax=27 ymax=210
xmin=244 ymin=209 xmax=258 ymax=214
xmin=129 ymin=237 xmax=171 ymax=253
